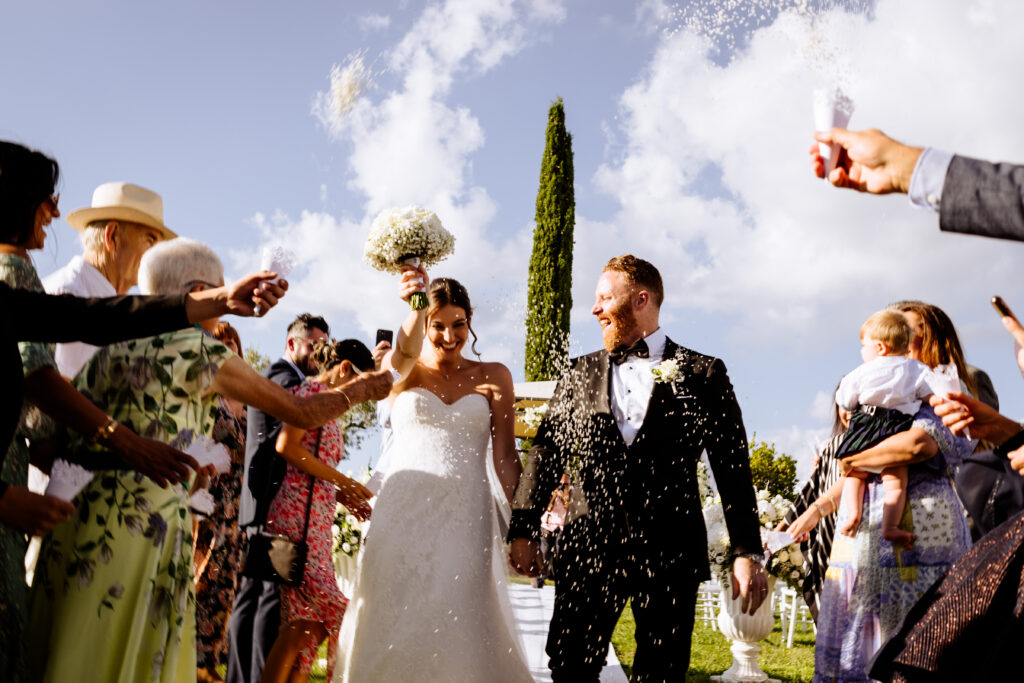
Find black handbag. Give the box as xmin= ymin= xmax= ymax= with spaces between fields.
xmin=241 ymin=429 xmax=321 ymax=586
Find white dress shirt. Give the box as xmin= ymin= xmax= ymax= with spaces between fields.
xmin=610 ymin=327 xmax=667 ymax=446
xmin=42 ymin=256 xmax=116 ymax=378
xmin=908 ymin=147 xmax=954 ymax=213
xmin=835 ymin=355 xmax=937 ymax=415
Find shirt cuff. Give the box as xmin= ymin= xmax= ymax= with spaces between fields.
xmin=908 ymin=147 xmax=954 ymax=212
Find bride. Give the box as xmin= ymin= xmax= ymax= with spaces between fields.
xmin=335 ymin=266 xmax=533 ymax=682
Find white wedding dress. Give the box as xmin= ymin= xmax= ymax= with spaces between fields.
xmin=335 ymin=388 xmax=533 ymax=683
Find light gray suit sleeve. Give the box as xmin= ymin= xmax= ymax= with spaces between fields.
xmin=939 ymin=154 xmax=1024 ymax=242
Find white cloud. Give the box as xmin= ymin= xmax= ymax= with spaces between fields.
xmin=592 ymin=0 xmax=1024 ymax=350
xmin=809 ymin=389 xmax=835 ymax=423
xmin=256 ymin=0 xmax=568 ymax=370
xmin=359 ymin=13 xmax=391 ymax=32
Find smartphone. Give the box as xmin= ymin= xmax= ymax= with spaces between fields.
xmin=375 ymin=329 xmax=394 ymax=347
xmin=992 ymin=296 xmax=1017 ymax=321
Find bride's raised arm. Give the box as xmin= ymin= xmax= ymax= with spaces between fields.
xmin=384 ymin=264 xmax=429 ymax=384
xmin=488 ymin=363 xmax=524 ymax=505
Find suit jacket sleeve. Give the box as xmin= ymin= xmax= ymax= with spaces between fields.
xmin=4 ymin=284 xmax=191 ymax=344
xmin=700 ymin=358 xmax=762 ymax=558
xmin=507 ymin=365 xmax=576 ymax=543
xmin=939 ymin=155 xmax=1024 ymax=242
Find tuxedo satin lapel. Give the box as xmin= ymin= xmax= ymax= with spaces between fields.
xmin=590 ymin=350 xmax=612 ymax=415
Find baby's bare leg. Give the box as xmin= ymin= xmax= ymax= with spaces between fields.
xmin=880 ymin=466 xmax=913 ymax=547
xmin=838 ymin=474 xmax=865 ymax=537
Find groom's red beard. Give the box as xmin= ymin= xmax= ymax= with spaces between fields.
xmin=601 ymin=305 xmax=639 ymax=352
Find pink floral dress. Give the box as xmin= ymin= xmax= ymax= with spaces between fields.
xmin=266 ymin=380 xmax=348 ymax=677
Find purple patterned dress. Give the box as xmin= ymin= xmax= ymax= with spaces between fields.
xmin=813 ymin=408 xmax=973 ymax=682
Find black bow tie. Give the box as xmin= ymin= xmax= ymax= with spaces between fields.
xmin=610 ymin=338 xmax=649 ymax=365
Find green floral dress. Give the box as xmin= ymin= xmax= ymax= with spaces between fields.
xmin=27 ymin=327 xmax=231 ymax=683
xmin=0 ymin=253 xmax=57 ymax=682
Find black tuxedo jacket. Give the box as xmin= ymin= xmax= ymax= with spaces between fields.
xmin=508 ymin=338 xmax=762 ymax=582
xmin=238 ymin=358 xmax=304 ymax=527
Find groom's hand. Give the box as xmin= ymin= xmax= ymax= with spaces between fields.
xmin=508 ymin=538 xmax=543 ymax=577
xmin=731 ymin=555 xmax=769 ymax=615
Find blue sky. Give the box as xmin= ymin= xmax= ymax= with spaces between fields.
xmin=5 ymin=0 xmax=1024 ymax=475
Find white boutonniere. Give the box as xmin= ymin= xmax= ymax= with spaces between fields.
xmin=652 ymin=359 xmax=681 ymax=384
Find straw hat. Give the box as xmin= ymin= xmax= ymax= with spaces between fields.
xmin=66 ymin=182 xmax=176 ymax=240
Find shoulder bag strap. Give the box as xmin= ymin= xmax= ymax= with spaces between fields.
xmin=299 ymin=427 xmax=323 ymax=542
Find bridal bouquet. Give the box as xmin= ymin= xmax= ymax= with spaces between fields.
xmin=363 ymin=206 xmax=455 ymax=310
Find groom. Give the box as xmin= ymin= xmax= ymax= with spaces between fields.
xmin=508 ymin=254 xmax=768 ymax=682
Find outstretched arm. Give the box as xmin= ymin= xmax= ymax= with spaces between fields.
xmin=810 ymin=128 xmax=922 ymax=194
xmin=210 ymin=356 xmax=392 ymax=430
xmin=275 ymin=425 xmax=372 ymax=520
xmin=385 ymin=265 xmax=429 ymax=382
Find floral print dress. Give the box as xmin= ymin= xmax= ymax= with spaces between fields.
xmin=194 ymin=397 xmax=246 ymax=670
xmin=0 ymin=253 xmax=57 ymax=682
xmin=26 ymin=327 xmax=231 ymax=683
xmin=266 ymin=380 xmax=347 ymax=679
xmin=812 ymin=407 xmax=974 ymax=682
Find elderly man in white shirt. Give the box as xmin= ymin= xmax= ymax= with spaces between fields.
xmin=43 ymin=182 xmax=175 ymax=378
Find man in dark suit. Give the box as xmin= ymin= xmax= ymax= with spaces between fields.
xmin=508 ymin=255 xmax=767 ymax=682
xmin=811 ymin=127 xmax=1024 ymax=242
xmin=226 ymin=313 xmax=330 ymax=683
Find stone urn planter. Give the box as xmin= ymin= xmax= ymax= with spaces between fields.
xmin=711 ymin=574 xmax=779 ymax=683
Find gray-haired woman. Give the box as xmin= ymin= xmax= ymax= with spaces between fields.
xmin=27 ymin=239 xmax=388 ymax=683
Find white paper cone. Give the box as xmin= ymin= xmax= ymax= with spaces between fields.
xmin=260 ymin=244 xmax=296 ymax=284
xmin=190 ymin=489 xmax=215 ymax=516
xmin=45 ymin=459 xmax=94 ymax=502
xmin=185 ymin=436 xmax=232 ymax=474
xmin=763 ymin=530 xmax=797 ymax=556
xmin=813 ymin=87 xmax=855 ymax=176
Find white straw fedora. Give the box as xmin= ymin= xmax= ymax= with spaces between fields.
xmin=66 ymin=182 xmax=176 ymax=240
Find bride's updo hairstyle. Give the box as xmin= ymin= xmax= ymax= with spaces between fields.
xmin=312 ymin=338 xmax=375 ymax=373
xmin=426 ymin=277 xmax=480 ymax=357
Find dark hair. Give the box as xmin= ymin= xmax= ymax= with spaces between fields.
xmin=212 ymin=321 xmax=242 ymax=354
xmin=603 ymin=254 xmax=664 ymax=306
xmin=0 ymin=141 xmax=60 ymax=246
xmin=287 ymin=313 xmax=330 ymax=339
xmin=427 ymin=277 xmax=480 ymax=357
xmin=892 ymin=301 xmax=977 ymax=397
xmin=312 ymin=338 xmax=374 ymax=373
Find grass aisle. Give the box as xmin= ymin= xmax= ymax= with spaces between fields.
xmin=611 ymin=601 xmax=815 ymax=682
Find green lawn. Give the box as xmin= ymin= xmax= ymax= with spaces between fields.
xmin=301 ymin=581 xmax=816 ymax=682
xmin=611 ymin=600 xmax=816 ymax=682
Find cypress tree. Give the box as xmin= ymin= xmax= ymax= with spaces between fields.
xmin=525 ymin=98 xmax=575 ymax=382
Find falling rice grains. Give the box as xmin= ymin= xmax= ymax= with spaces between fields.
xmin=660 ymin=0 xmax=870 ymax=72
xmin=313 ymin=50 xmax=377 ymax=136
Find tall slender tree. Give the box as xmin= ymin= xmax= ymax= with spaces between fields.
xmin=525 ymin=97 xmax=575 ymax=382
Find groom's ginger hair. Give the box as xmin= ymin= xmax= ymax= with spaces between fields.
xmin=603 ymin=255 xmax=664 ymax=306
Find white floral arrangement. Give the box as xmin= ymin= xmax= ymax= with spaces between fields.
xmin=652 ymin=358 xmax=681 ymax=383
xmin=363 ymin=206 xmax=455 ymax=310
xmin=332 ymin=466 xmax=373 ymax=560
xmin=332 ymin=506 xmax=364 ymax=558
xmin=521 ymin=404 xmax=548 ymax=434
xmin=702 ymin=488 xmax=806 ymax=590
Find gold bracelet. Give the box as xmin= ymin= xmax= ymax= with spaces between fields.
xmin=826 ymin=493 xmax=837 ymax=514
xmin=334 ymin=388 xmax=352 ymax=406
xmin=813 ymin=500 xmax=826 ymax=518
xmin=92 ymin=416 xmax=118 ymax=444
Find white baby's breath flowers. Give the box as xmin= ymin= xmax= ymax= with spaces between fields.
xmin=652 ymin=358 xmax=681 ymax=383
xmin=363 ymin=206 xmax=455 ymax=274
